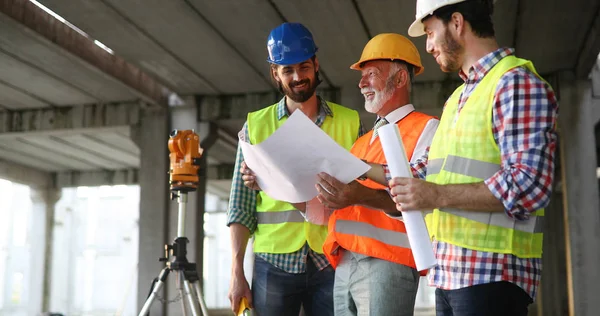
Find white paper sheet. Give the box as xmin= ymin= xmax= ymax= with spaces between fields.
xmin=240 ymin=110 xmax=370 ymax=203
xmin=378 ymin=124 xmax=437 ymax=271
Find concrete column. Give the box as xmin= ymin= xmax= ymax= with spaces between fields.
xmin=135 ymin=107 xmax=170 ymax=315
xmin=536 ymin=191 xmax=569 ymax=316
xmin=557 ymin=73 xmax=600 ymax=316
xmin=35 ymin=188 xmax=61 ymax=314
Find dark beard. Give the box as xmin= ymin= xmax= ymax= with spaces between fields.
xmin=282 ymin=78 xmax=317 ymax=103
xmin=441 ymin=28 xmax=463 ymax=73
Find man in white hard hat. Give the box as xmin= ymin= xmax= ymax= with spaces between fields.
xmin=386 ymin=0 xmax=559 ymax=315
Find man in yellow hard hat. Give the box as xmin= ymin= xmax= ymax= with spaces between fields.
xmin=316 ymin=33 xmax=439 ymax=316
xmin=387 ymin=0 xmax=559 ymax=315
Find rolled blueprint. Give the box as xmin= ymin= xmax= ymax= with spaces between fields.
xmin=378 ymin=124 xmax=437 ymax=271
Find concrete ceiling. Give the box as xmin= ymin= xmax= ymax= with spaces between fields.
xmin=0 ymin=0 xmax=598 ymax=196
xmin=0 ymin=4 xmax=146 ymax=109
xmin=0 ymin=126 xmax=138 ymax=171
xmin=39 ymin=0 xmax=600 ymax=95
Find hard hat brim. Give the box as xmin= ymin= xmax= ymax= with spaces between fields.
xmin=408 ymin=19 xmax=426 ymax=37
xmin=408 ymin=0 xmax=471 ymax=37
xmin=349 ymin=58 xmax=424 ymax=76
xmin=267 ymin=52 xmax=317 ymax=66
xmin=349 ymin=60 xmax=364 ymax=70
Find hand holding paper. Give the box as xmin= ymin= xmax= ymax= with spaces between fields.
xmin=315 ymin=172 xmax=364 ymax=210
xmin=378 ymin=124 xmax=437 ymax=271
xmin=240 ymin=161 xmax=261 ymax=191
xmin=240 ymin=110 xmax=370 ymax=203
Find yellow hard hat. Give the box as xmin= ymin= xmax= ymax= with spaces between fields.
xmin=350 ymin=33 xmax=424 ymax=75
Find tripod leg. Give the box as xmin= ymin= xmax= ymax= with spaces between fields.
xmin=175 ymin=271 xmax=191 ymax=316
xmin=183 ymin=277 xmax=202 ymax=316
xmin=178 ymin=287 xmax=188 ymax=316
xmin=138 ymin=267 xmax=170 ymax=316
xmin=192 ymin=281 xmax=210 ymax=316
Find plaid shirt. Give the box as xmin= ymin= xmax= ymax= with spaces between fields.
xmin=385 ymin=48 xmax=558 ymax=299
xmin=227 ymin=96 xmax=365 ymax=274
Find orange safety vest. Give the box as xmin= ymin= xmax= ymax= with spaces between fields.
xmin=323 ymin=111 xmax=435 ymax=275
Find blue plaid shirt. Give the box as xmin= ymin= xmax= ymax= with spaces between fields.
xmin=227 ymin=96 xmax=365 ymax=273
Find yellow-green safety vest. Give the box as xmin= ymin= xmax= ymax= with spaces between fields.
xmin=425 ymin=55 xmax=546 ymax=258
xmin=247 ymin=101 xmax=360 ymax=254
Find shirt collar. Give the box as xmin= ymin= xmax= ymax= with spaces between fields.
xmin=276 ymin=96 xmax=333 ymax=120
xmin=375 ymin=104 xmax=415 ymax=126
xmin=459 ymin=47 xmax=515 ymax=82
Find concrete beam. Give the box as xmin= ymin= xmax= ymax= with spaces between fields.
xmin=557 ymin=73 xmax=600 ymax=316
xmin=0 ymin=158 xmax=52 ymax=188
xmin=50 ymin=163 xmax=233 ymax=188
xmin=54 ymin=168 xmax=138 ymax=188
xmin=198 ymin=82 xmax=458 ymax=123
xmin=0 ymin=101 xmax=142 ymax=134
xmin=205 ymin=163 xmax=235 ymax=180
xmin=575 ymin=4 xmax=600 ymax=78
xmin=0 ymin=0 xmax=170 ymax=106
xmin=196 ymin=87 xmax=341 ymax=121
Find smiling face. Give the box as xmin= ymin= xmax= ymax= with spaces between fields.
xmin=358 ymin=60 xmax=401 ymax=115
xmin=423 ymin=16 xmax=464 ymax=73
xmin=272 ymin=58 xmax=319 ymax=103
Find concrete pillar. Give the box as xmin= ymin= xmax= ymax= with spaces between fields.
xmin=557 ymin=73 xmax=600 ymax=316
xmin=135 ymin=107 xmax=170 ymax=315
xmin=536 ymin=191 xmax=569 ymax=316
xmin=36 ymin=188 xmax=61 ymax=314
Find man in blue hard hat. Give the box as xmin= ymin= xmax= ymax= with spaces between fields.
xmin=227 ymin=22 xmax=364 ymax=316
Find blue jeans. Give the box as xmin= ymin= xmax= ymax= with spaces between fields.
xmin=435 ymin=281 xmax=533 ymax=316
xmin=252 ymin=255 xmax=335 ymax=316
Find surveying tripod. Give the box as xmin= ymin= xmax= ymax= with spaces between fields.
xmin=139 ymin=130 xmax=209 ymax=316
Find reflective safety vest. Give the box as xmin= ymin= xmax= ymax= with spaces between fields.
xmin=247 ymin=101 xmax=361 ymax=254
xmin=323 ymin=111 xmax=435 ymax=273
xmin=425 ymin=56 xmax=545 ymax=258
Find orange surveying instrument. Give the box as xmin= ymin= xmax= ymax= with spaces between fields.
xmin=168 ymin=129 xmax=203 ymax=192
xmin=139 ymin=130 xmax=210 ymax=316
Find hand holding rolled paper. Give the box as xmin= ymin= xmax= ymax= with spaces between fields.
xmin=378 ymin=124 xmax=437 ymax=271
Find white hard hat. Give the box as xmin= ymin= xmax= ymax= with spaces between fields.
xmin=408 ymin=0 xmax=468 ymax=37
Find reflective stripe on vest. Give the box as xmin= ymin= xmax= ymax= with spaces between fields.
xmin=430 ymin=155 xmax=501 ymax=179
xmin=443 ymin=155 xmax=500 ymax=179
xmin=427 ymin=158 xmax=444 ymax=176
xmin=440 ymin=208 xmax=543 ymax=233
xmin=334 ymin=219 xmax=411 ymax=248
xmin=257 ymin=210 xmax=305 ymax=224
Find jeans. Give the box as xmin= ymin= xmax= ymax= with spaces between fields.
xmin=333 ymin=251 xmax=420 ymax=316
xmin=252 ymin=255 xmax=334 ymax=316
xmin=435 ymin=281 xmax=533 ymax=316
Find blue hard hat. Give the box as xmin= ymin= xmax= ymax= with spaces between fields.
xmin=267 ymin=23 xmax=318 ymax=66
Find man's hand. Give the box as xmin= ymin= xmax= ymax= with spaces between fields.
xmin=240 ymin=161 xmax=261 ymax=191
xmin=389 ymin=177 xmax=442 ymax=212
xmin=316 ymin=172 xmax=364 ymax=209
xmin=228 ymin=272 xmax=253 ymax=313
